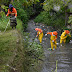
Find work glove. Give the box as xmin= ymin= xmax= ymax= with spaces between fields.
xmin=56 ymin=43 xmax=59 ymax=45
xmin=39 ymin=32 xmax=40 ymax=34
xmin=5 ymin=15 xmax=7 ymax=20
xmin=14 ymin=16 xmax=16 ymax=18
xmin=6 ymin=15 xmax=7 ymax=18
xmin=36 ymin=36 xmax=37 ymax=37
xmin=6 ymin=15 xmax=7 ymax=17
xmin=52 ymin=40 xmax=54 ymax=42
xmin=45 ymin=34 xmax=47 ymax=36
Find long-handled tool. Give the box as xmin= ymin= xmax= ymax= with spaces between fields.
xmin=4 ymin=17 xmax=16 ymax=33
xmin=45 ymin=34 xmax=60 ymax=48
xmin=45 ymin=34 xmax=59 ymax=45
xmin=4 ymin=19 xmax=10 ymax=33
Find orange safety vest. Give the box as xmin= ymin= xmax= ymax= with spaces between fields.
xmin=37 ymin=29 xmax=43 ymax=35
xmin=47 ymin=31 xmax=58 ymax=41
xmin=6 ymin=7 xmax=17 ymax=17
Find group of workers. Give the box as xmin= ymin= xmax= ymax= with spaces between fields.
xmin=35 ymin=28 xmax=71 ymax=51
xmin=6 ymin=4 xmax=71 ymax=51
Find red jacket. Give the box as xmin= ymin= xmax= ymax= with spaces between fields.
xmin=47 ymin=31 xmax=58 ymax=41
xmin=6 ymin=7 xmax=17 ymax=17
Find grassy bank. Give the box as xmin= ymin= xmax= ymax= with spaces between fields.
xmin=0 ymin=17 xmax=44 ymax=72
xmin=0 ymin=17 xmax=23 ymax=32
xmin=23 ymin=33 xmax=44 ymax=72
xmin=0 ymin=17 xmax=24 ymax=72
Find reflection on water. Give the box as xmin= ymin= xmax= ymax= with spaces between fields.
xmin=41 ymin=44 xmax=72 ymax=72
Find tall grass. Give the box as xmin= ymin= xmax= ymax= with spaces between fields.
xmin=0 ymin=17 xmax=23 ymax=72
xmin=0 ymin=17 xmax=23 ymax=32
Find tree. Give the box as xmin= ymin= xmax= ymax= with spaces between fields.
xmin=68 ymin=15 xmax=72 ymax=34
xmin=43 ymin=0 xmax=72 ymax=26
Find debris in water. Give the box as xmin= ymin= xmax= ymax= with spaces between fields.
xmin=47 ymin=27 xmax=48 ymax=28
xmin=44 ymin=38 xmax=46 ymax=40
xmin=40 ymin=25 xmax=42 ymax=26
xmin=26 ymin=36 xmax=28 ymax=38
xmin=69 ymin=40 xmax=72 ymax=43
xmin=43 ymin=26 xmax=44 ymax=27
xmin=31 ymin=64 xmax=34 ymax=66
xmin=48 ymin=48 xmax=52 ymax=51
xmin=44 ymin=29 xmax=45 ymax=30
xmin=36 ymin=23 xmax=38 ymax=25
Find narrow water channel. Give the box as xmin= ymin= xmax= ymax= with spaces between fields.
xmin=27 ymin=20 xmax=72 ymax=72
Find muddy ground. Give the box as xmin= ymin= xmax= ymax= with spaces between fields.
xmin=27 ymin=20 xmax=72 ymax=72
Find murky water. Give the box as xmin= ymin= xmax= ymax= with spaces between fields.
xmin=27 ymin=20 xmax=72 ymax=72
xmin=41 ymin=44 xmax=72 ymax=72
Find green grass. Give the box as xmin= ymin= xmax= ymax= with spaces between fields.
xmin=0 ymin=30 xmax=18 ymax=71
xmin=0 ymin=17 xmax=23 ymax=72
xmin=0 ymin=17 xmax=44 ymax=72
xmin=0 ymin=17 xmax=23 ymax=32
xmin=23 ymin=33 xmax=44 ymax=72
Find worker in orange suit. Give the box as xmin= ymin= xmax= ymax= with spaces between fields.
xmin=6 ymin=4 xmax=17 ymax=29
xmin=45 ymin=31 xmax=58 ymax=50
xmin=35 ymin=28 xmax=43 ymax=43
xmin=60 ymin=30 xmax=71 ymax=46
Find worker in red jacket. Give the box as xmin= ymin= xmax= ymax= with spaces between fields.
xmin=35 ymin=28 xmax=43 ymax=43
xmin=45 ymin=31 xmax=58 ymax=50
xmin=60 ymin=30 xmax=71 ymax=46
xmin=6 ymin=4 xmax=17 ymax=29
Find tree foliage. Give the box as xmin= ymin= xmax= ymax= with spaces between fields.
xmin=43 ymin=0 xmax=72 ymax=11
xmin=68 ymin=15 xmax=72 ymax=24
xmin=13 ymin=0 xmax=40 ymax=7
xmin=0 ymin=0 xmax=11 ymax=5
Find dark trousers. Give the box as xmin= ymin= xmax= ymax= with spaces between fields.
xmin=10 ymin=16 xmax=17 ymax=29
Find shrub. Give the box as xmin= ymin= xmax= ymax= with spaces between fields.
xmin=34 ymin=11 xmax=65 ymax=30
xmin=13 ymin=2 xmax=28 ymax=30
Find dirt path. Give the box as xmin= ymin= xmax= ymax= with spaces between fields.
xmin=27 ymin=20 xmax=72 ymax=72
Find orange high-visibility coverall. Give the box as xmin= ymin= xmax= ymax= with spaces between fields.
xmin=6 ymin=7 xmax=17 ymax=17
xmin=35 ymin=28 xmax=43 ymax=43
xmin=60 ymin=30 xmax=71 ymax=44
xmin=47 ymin=31 xmax=58 ymax=50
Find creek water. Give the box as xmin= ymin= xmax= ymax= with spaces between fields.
xmin=27 ymin=20 xmax=72 ymax=72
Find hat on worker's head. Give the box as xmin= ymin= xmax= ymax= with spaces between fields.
xmin=35 ymin=28 xmax=39 ymax=31
xmin=35 ymin=28 xmax=43 ymax=32
xmin=65 ymin=30 xmax=70 ymax=34
xmin=53 ymin=31 xmax=58 ymax=35
xmin=9 ymin=4 xmax=13 ymax=8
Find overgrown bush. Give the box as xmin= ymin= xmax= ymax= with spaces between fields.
xmin=13 ymin=1 xmax=43 ymax=30
xmin=13 ymin=2 xmax=28 ymax=31
xmin=0 ymin=16 xmax=23 ymax=32
xmin=23 ymin=33 xmax=44 ymax=72
xmin=34 ymin=11 xmax=65 ymax=30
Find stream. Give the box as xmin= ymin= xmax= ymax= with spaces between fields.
xmin=27 ymin=20 xmax=72 ymax=72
